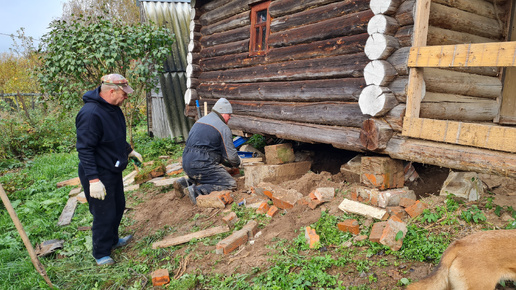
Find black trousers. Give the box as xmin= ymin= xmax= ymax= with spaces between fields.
xmin=184 ymin=162 xmax=237 ymax=196
xmin=78 ymin=164 xmax=125 ymax=259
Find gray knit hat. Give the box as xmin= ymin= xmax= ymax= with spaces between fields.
xmin=212 ymin=98 xmax=233 ymax=114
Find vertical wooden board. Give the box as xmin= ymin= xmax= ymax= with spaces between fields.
xmin=405 ymin=68 xmax=425 ymax=118
xmin=57 ymin=196 xmax=78 ymax=226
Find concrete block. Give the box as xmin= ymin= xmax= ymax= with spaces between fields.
xmin=338 ymin=198 xmax=388 ymax=220
xmin=378 ymin=187 xmax=416 ymax=208
xmin=305 ymin=226 xmax=320 ymax=249
xmin=380 ymin=216 xmax=407 ymax=251
xmin=399 ymin=197 xmax=417 ymax=208
xmin=405 ymin=200 xmax=428 ymax=218
xmin=151 ymin=269 xmax=170 ymax=286
xmin=313 ymin=187 xmax=335 ymax=202
xmin=361 ymin=157 xmax=404 ymax=190
xmin=222 ymin=212 xmax=239 ymax=228
xmin=267 ymin=205 xmax=279 ymax=217
xmin=197 ymin=191 xmax=233 ymax=208
xmin=340 ymin=154 xmax=363 ymax=184
xmin=256 ymin=202 xmax=270 ymax=214
xmin=337 ymin=219 xmax=360 ymax=235
xmin=265 ymin=143 xmax=295 ymax=165
xmin=216 ymin=229 xmax=248 ymax=255
xmin=244 ymin=161 xmax=312 ymax=188
xmin=440 ymin=171 xmax=484 ymax=201
xmin=369 ymin=222 xmax=387 ymax=243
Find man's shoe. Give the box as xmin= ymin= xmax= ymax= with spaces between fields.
xmin=174 ymin=177 xmax=192 ymax=197
xmin=113 ymin=235 xmax=133 ymax=250
xmin=96 ymin=256 xmax=115 ymax=266
xmin=184 ymin=185 xmax=197 ymax=205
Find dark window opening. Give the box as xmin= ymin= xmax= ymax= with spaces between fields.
xmin=249 ymin=1 xmax=271 ymax=56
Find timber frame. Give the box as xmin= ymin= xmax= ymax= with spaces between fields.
xmin=185 ymin=0 xmax=516 ymax=177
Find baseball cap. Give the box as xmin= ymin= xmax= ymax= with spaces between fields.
xmin=101 ymin=74 xmax=134 ymax=94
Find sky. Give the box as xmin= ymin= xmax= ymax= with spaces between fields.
xmin=0 ymin=0 xmax=65 ymax=53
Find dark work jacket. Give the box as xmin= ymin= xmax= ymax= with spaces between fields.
xmin=76 ymin=86 xmax=132 ymax=181
xmin=182 ymin=111 xmax=240 ymax=170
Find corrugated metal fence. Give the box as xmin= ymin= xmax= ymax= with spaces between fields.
xmin=140 ymin=0 xmax=193 ymax=141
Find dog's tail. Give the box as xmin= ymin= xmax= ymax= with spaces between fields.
xmin=406 ymin=241 xmax=459 ymax=290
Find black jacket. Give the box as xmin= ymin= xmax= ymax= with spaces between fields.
xmin=76 ymin=86 xmax=132 ymax=180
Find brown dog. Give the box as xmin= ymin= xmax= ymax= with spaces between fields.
xmin=407 ymin=229 xmax=516 ymax=290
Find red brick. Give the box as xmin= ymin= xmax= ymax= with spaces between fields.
xmin=309 ymin=191 xmax=318 ymax=200
xmin=337 ymin=219 xmax=360 ymax=235
xmin=405 ymin=200 xmax=428 ymax=218
xmin=369 ymin=222 xmax=387 ymax=243
xmin=267 ymin=205 xmax=279 ymax=217
xmin=256 ymin=202 xmax=270 ymax=214
xmin=308 ymin=199 xmax=323 ymax=210
xmin=305 ymin=226 xmax=320 ymax=249
xmin=386 ymin=206 xmax=407 ymax=220
xmin=380 ymin=216 xmax=407 ymax=251
xmin=399 ymin=197 xmax=417 ymax=208
xmin=222 ymin=212 xmax=239 ymax=228
xmin=242 ymin=220 xmax=259 ymax=239
xmin=151 ymin=269 xmax=170 ymax=286
xmin=216 ymin=229 xmax=248 ymax=255
xmin=271 ymin=189 xmax=303 ymax=209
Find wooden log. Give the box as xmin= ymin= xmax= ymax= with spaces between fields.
xmin=186 ymin=64 xmax=201 ymax=79
xmin=187 ymin=78 xmax=200 ymax=89
xmin=152 ymin=226 xmax=230 ymax=249
xmin=423 ymin=68 xmax=502 ymax=99
xmin=364 ymin=60 xmax=397 ymax=86
xmin=359 ymin=85 xmax=399 ymax=117
xmin=385 ymin=136 xmax=516 ymax=178
xmin=429 ymin=2 xmax=503 ymax=40
xmin=395 ymin=25 xmax=413 ymax=47
xmin=395 ymin=0 xmax=415 ymax=26
xmin=201 ymin=0 xmax=232 ymax=12
xmin=188 ymin=39 xmax=201 ymax=53
xmin=190 ymin=19 xmax=201 ymax=33
xmin=184 ymin=88 xmax=198 ymax=106
xmin=187 ymin=52 xmax=201 ymax=65
xmin=420 ymin=92 xmax=498 ymax=121
xmin=201 ymin=39 xmax=249 ymax=58
xmin=200 ymin=53 xmax=368 ymax=83
xmin=427 ymin=26 xmax=496 ymax=46
xmin=384 ymin=104 xmax=405 ymax=132
xmin=367 ymin=15 xmax=399 ymax=36
xmin=197 ymin=78 xmax=364 ymax=102
xmin=206 ymin=99 xmax=369 ymax=127
xmin=199 ymin=0 xmax=252 ymax=26
xmin=360 ymin=119 xmax=394 ymax=151
xmin=271 ymin=0 xmax=369 ymax=33
xmin=201 ymin=11 xmax=249 ymax=36
xmin=201 ymin=33 xmax=368 ymax=71
xmin=201 ymin=26 xmax=249 ymax=47
xmin=388 ymin=76 xmax=424 ymax=103
xmin=370 ymin=0 xmax=403 ymax=15
xmin=57 ymin=196 xmax=78 ymax=226
xmin=433 ymin=0 xmax=501 ymax=19
xmin=269 ymin=0 xmax=341 ymax=18
xmin=229 ymin=115 xmax=366 ymax=152
xmin=190 ymin=6 xmax=201 ymax=20
xmin=268 ymin=10 xmax=372 ymax=48
xmin=387 ymin=47 xmax=410 ymax=76
xmin=190 ymin=31 xmax=202 ymax=42
xmin=364 ymin=34 xmax=400 ymax=60
xmin=57 ymin=177 xmax=81 ymax=188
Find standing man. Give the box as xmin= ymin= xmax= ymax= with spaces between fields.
xmin=174 ymin=98 xmax=240 ymax=204
xmin=76 ymin=74 xmax=143 ymax=266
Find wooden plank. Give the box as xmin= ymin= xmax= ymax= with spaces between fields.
xmin=408 ymin=42 xmax=516 ymax=68
xmin=152 ymin=225 xmax=230 ymax=249
xmin=402 ymin=117 xmax=516 ymax=153
xmin=405 ymin=0 xmax=431 ymax=119
xmin=57 ymin=196 xmax=77 ymax=226
xmin=56 ymin=177 xmax=81 ymax=188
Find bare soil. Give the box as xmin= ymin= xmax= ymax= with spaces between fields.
xmin=123 ymin=150 xmax=516 ymax=289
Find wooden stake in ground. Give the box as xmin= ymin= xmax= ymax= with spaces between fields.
xmin=0 ymin=183 xmax=54 ymax=288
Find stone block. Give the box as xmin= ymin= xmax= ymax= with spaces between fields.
xmin=313 ymin=187 xmax=335 ymax=202
xmin=244 ymin=161 xmax=312 ymax=188
xmin=440 ymin=171 xmax=484 ymax=201
xmin=378 ymin=187 xmax=416 ymax=208
xmin=369 ymin=222 xmax=387 ymax=243
xmin=338 ymin=198 xmax=388 ymax=220
xmin=151 ymin=269 xmax=170 ymax=286
xmin=399 ymin=197 xmax=417 ymax=208
xmin=337 ymin=219 xmax=360 ymax=235
xmin=256 ymin=202 xmax=270 ymax=214
xmin=265 ymin=143 xmax=295 ymax=165
xmin=380 ymin=216 xmax=407 ymax=251
xmin=305 ymin=226 xmax=320 ymax=249
xmin=267 ymin=205 xmax=279 ymax=217
xmin=222 ymin=212 xmax=239 ymax=228
xmin=361 ymin=157 xmax=404 ymax=190
xmin=197 ymin=191 xmax=233 ymax=208
xmin=216 ymin=229 xmax=248 ymax=255
xmin=340 ymin=154 xmax=363 ymax=184
xmin=405 ymin=200 xmax=428 ymax=218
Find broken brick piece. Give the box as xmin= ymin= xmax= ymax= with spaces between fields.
xmin=379 ymin=216 xmax=407 ymax=251
xmin=267 ymin=205 xmax=279 ymax=217
xmin=305 ymin=226 xmax=320 ymax=249
xmin=197 ymin=191 xmax=233 ymax=208
xmin=256 ymin=202 xmax=270 ymax=214
xmin=222 ymin=212 xmax=239 ymax=228
xmin=242 ymin=220 xmax=259 ymax=239
xmin=151 ymin=269 xmax=170 ymax=286
xmin=405 ymin=200 xmax=429 ymax=218
xmin=308 ymin=199 xmax=324 ymax=210
xmin=271 ymin=188 xmax=303 ymax=209
xmin=399 ymin=196 xmax=417 ymax=208
xmin=216 ymin=229 xmax=248 ymax=255
xmin=369 ymin=222 xmax=388 ymax=243
xmin=386 ymin=206 xmax=407 ymax=220
xmin=337 ymin=219 xmax=360 ymax=235
xmin=313 ymin=187 xmax=335 ymax=202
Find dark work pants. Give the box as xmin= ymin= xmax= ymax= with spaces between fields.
xmin=184 ymin=162 xmax=236 ymax=196
xmin=78 ymin=164 xmax=125 ymax=259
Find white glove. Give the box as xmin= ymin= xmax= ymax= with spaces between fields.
xmin=129 ymin=150 xmax=143 ymax=164
xmin=89 ymin=180 xmax=106 ymax=200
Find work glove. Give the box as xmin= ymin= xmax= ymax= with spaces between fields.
xmin=129 ymin=150 xmax=143 ymax=166
xmin=90 ymin=180 xmax=106 ymax=200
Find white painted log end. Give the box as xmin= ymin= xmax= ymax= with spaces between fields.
xmin=365 ymin=33 xmax=400 ymax=60
xmin=359 ymin=85 xmax=399 ymax=117
xmin=364 ymin=60 xmax=397 ymax=86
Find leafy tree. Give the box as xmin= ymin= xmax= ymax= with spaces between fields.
xmin=62 ymin=0 xmax=140 ymax=25
xmin=36 ymin=14 xmax=175 ymax=144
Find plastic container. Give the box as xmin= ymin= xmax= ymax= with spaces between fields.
xmin=233 ymin=136 xmax=248 ymax=148
xmin=237 ymin=151 xmax=257 ymax=158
